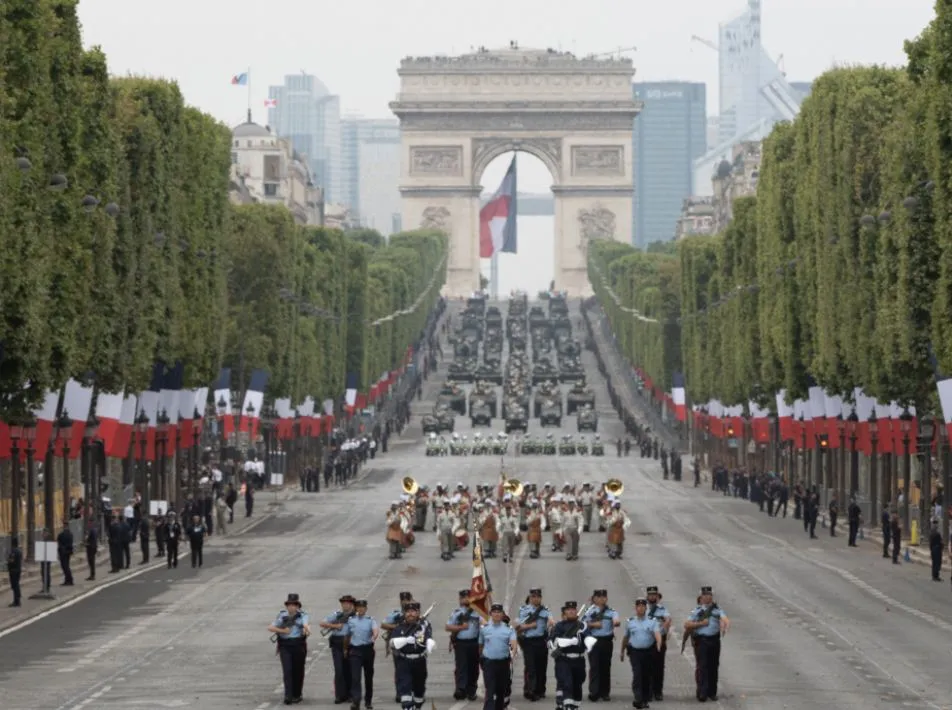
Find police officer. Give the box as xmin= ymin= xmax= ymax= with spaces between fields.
xmin=645 ymin=586 xmax=671 ymax=701
xmin=684 ymin=586 xmax=729 ymax=702
xmin=346 ymin=599 xmax=379 ymax=710
xmin=548 ymin=601 xmax=594 ymax=710
xmin=582 ymin=589 xmax=619 ymax=702
xmin=620 ymin=598 xmax=661 ymax=709
xmin=382 ymin=591 xmax=415 ymax=703
xmin=165 ymin=512 xmax=182 ymax=569
xmin=6 ymin=536 xmax=22 ymax=607
xmin=516 ymin=587 xmax=552 ymax=700
xmin=480 ymin=603 xmax=518 ymax=710
xmin=268 ymin=592 xmax=311 ymax=705
xmin=389 ymin=601 xmax=434 ymax=710
xmin=321 ymin=594 xmax=356 ymax=703
xmin=446 ymin=589 xmax=480 ymax=701
xmin=57 ymin=521 xmax=74 ymax=586
xmin=84 ymin=522 xmax=98 ymax=581
xmin=847 ymin=497 xmax=862 ymax=547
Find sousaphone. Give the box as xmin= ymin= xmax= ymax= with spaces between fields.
xmin=402 ymin=476 xmax=419 ymax=495
xmin=604 ymin=479 xmax=624 ymax=496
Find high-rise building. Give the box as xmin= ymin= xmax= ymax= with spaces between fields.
xmin=267 ymin=74 xmax=342 ymax=204
xmin=341 ymin=117 xmax=401 ymax=233
xmin=632 ymin=82 xmax=707 ymax=247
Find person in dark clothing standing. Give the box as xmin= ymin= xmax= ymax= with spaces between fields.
xmin=225 ymin=484 xmax=237 ymax=523
xmin=890 ymin=513 xmax=902 ymax=564
xmin=154 ymin=515 xmax=166 ymax=558
xmin=139 ymin=517 xmax=151 ymax=564
xmin=57 ymin=522 xmax=74 ymax=586
xmin=245 ymin=483 xmax=254 ymax=518
xmin=187 ymin=515 xmax=206 ymax=568
xmin=6 ymin=537 xmax=22 ymax=607
xmin=109 ymin=516 xmax=123 ymax=573
xmin=805 ymin=490 xmax=819 ymax=539
xmin=881 ymin=504 xmax=891 ymax=558
xmin=828 ymin=496 xmax=839 ymax=537
xmin=166 ymin=512 xmax=182 ymax=568
xmin=84 ymin=523 xmax=98 ymax=581
xmin=847 ymin=498 xmax=862 ymax=547
xmin=119 ymin=517 xmax=132 ymax=569
xmin=929 ymin=520 xmax=943 ymax=581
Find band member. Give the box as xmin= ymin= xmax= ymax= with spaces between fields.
xmin=684 ymin=586 xmax=729 ymax=702
xmin=321 ymin=594 xmax=357 ymax=703
xmin=620 ymin=599 xmax=661 ymax=710
xmin=562 ymin=501 xmax=584 ymax=561
xmin=386 ymin=504 xmax=405 ymax=560
xmin=383 ymin=591 xmax=414 ymax=702
xmin=582 ymin=589 xmax=620 ymax=702
xmin=480 ymin=603 xmax=518 ymax=710
xmin=516 ymin=588 xmax=552 ymax=700
xmin=345 ymin=599 xmax=379 ymax=710
xmin=498 ymin=500 xmax=520 ymax=563
xmin=549 ymin=601 xmax=595 ymax=710
xmin=526 ymin=503 xmax=545 ymax=559
xmin=446 ymin=589 xmax=481 ymax=701
xmin=437 ymin=503 xmax=458 ymax=561
xmin=165 ymin=511 xmax=181 ymax=569
xmin=268 ymin=592 xmax=311 ymax=705
xmin=390 ymin=602 xmax=435 ymax=710
xmin=478 ymin=503 xmax=499 ymax=559
xmin=549 ymin=499 xmax=564 ymax=552
xmin=645 ymin=586 xmax=671 ymax=701
xmin=605 ymin=503 xmax=628 ymax=559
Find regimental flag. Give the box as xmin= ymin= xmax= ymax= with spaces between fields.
xmin=469 ymin=539 xmax=493 ymax=620
xmin=671 ymin=372 xmax=686 ymax=422
xmin=231 ymin=73 xmax=248 ymax=86
xmin=240 ymin=369 xmax=268 ymax=439
xmin=479 ymin=156 xmax=517 ymax=258
xmin=264 ymin=98 xmax=277 ymax=108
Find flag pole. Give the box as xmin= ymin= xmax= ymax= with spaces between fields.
xmin=246 ymin=67 xmax=252 ymax=122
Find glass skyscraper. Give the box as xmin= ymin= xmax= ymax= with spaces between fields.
xmin=633 ymin=82 xmax=707 ymax=247
xmin=341 ymin=117 xmax=401 ymax=232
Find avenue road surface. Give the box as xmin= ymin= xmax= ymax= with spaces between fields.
xmin=1 ymin=300 xmax=951 ymax=709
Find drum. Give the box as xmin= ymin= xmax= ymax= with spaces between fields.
xmin=405 ymin=531 xmax=416 ymax=547
xmin=454 ymin=529 xmax=469 ymax=549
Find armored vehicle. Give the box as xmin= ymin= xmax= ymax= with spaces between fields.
xmin=466 ymin=296 xmax=486 ymax=315
xmin=558 ymin=358 xmax=585 ymax=383
xmin=448 ymin=359 xmax=476 ymax=383
xmin=437 ymin=383 xmax=467 ymax=415
xmin=422 ymin=413 xmax=441 ymax=434
xmin=539 ymin=400 xmax=562 ymax=427
xmin=485 ymin=307 xmax=503 ymax=328
xmin=532 ymin=358 xmax=558 ymax=385
xmin=533 ymin=381 xmax=562 ymax=417
xmin=501 ymin=393 xmax=530 ymax=419
xmin=454 ymin=340 xmax=478 ymax=359
xmin=505 ymin=406 xmax=528 ymax=434
xmin=470 ymin=400 xmax=493 ymax=427
xmin=566 ymin=381 xmax=596 ymax=414
xmin=576 ymin=406 xmax=599 ymax=432
xmin=423 ymin=408 xmax=455 ymax=433
xmin=548 ymin=294 xmax=568 ymax=317
xmin=470 ymin=382 xmax=499 ymax=417
xmin=473 ymin=362 xmax=502 ymax=386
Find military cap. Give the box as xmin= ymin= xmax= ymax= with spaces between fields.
xmin=700 ymin=586 xmax=713 ymax=595
xmin=592 ymin=589 xmax=607 ymax=597
xmin=285 ymin=593 xmax=301 ymax=605
xmin=354 ymin=599 xmax=368 ymax=607
xmin=490 ymin=603 xmax=504 ymax=612
xmin=529 ymin=588 xmax=542 ymax=596
xmin=634 ymin=598 xmax=648 ymax=605
xmin=339 ymin=594 xmax=356 ymax=603
xmin=646 ymin=586 xmax=659 ymax=594
xmin=399 ymin=591 xmax=413 ymax=600
xmin=562 ymin=601 xmax=578 ymax=610
xmin=405 ymin=602 xmax=421 ymax=611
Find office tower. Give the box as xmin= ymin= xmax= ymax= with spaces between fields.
xmin=633 ymin=82 xmax=707 ymax=246
xmin=341 ymin=117 xmax=401 ymax=232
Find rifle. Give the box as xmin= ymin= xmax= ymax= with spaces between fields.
xmin=517 ymin=605 xmax=548 ymax=638
xmin=681 ymin=604 xmax=718 ymax=654
xmin=450 ymin=608 xmax=479 ymax=652
xmin=385 ymin=603 xmax=436 ymax=657
xmin=320 ymin=610 xmax=354 ymax=637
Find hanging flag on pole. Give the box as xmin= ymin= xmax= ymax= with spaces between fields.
xmin=469 ymin=536 xmax=493 ymax=620
xmin=264 ymin=98 xmax=277 ymax=108
xmin=231 ymin=73 xmax=248 ymax=85
xmin=479 ymin=156 xmax=517 ymax=258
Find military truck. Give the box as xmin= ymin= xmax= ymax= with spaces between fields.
xmin=539 ymin=400 xmax=562 ymax=427
xmin=437 ymin=383 xmax=467 ymax=415
xmin=504 ymin=405 xmax=528 ymax=434
xmin=532 ymin=358 xmax=558 ymax=385
xmin=566 ymin=381 xmax=596 ymax=414
xmin=470 ymin=400 xmax=493 ymax=427
xmin=558 ymin=357 xmax=585 ymax=383
xmin=576 ymin=406 xmax=599 ymax=432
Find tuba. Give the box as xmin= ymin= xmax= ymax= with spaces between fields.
xmin=403 ymin=476 xmax=419 ymax=496
xmin=604 ymin=479 xmax=624 ymax=496
xmin=503 ymin=479 xmax=524 ymax=498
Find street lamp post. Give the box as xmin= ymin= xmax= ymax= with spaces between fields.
xmin=191 ymin=408 xmax=202 ymax=499
xmin=57 ymin=411 xmax=74 ymax=524
xmin=836 ymin=416 xmax=846 ymax=506
xmin=869 ymin=413 xmax=879 ymax=514
xmin=917 ymin=414 xmax=936 ymax=541
xmin=846 ymin=410 xmax=859 ymax=499
xmin=156 ymin=408 xmax=170 ymax=504
xmin=135 ymin=409 xmax=150 ymax=519
xmin=20 ymin=416 xmax=37 ymax=559
xmin=82 ymin=414 xmax=100 ymax=530
xmin=9 ymin=422 xmax=22 ymax=543
xmin=899 ymin=408 xmax=914 ymax=532
xmin=799 ymin=414 xmax=807 ymax=486
xmin=174 ymin=410 xmax=183 ymax=507
xmin=260 ymin=404 xmax=276 ymax=485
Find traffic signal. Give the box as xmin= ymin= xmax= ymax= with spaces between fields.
xmin=818 ymin=433 xmax=830 ymax=451
xmin=726 ymin=425 xmax=735 ymax=437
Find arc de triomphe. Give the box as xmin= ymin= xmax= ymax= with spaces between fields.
xmin=390 ymin=47 xmax=641 ymax=297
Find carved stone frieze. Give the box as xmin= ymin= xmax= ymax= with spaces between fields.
xmin=420 ymin=205 xmax=451 ymax=232
xmin=577 ymin=204 xmax=616 ymax=250
xmin=397 ymin=113 xmax=636 ymax=132
xmin=471 ymin=137 xmax=562 ymax=180
xmin=409 ymin=146 xmax=463 ymax=176
xmin=571 ymin=146 xmax=624 ymax=176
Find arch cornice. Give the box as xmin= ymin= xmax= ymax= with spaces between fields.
xmin=471 ymin=137 xmax=561 ymax=186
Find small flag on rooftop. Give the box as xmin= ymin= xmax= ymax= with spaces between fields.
xmin=231 ymin=73 xmax=248 ymax=85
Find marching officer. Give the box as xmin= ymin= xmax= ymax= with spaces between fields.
xmin=620 ymin=598 xmax=661 ymax=709
xmin=562 ymin=502 xmax=584 ymax=561
xmin=548 ymin=601 xmax=595 ymax=710
xmin=582 ymin=589 xmax=619 ymax=702
xmin=345 ymin=599 xmax=379 ymax=710
xmin=446 ymin=589 xmax=481 ymax=701
xmin=268 ymin=592 xmax=311 ymax=706
xmin=321 ymin=594 xmax=357 ymax=703
xmin=480 ymin=603 xmax=518 ymax=710
xmin=684 ymin=586 xmax=730 ymax=702
xmin=645 ymin=586 xmax=671 ymax=701
xmin=383 ymin=591 xmax=415 ymax=703
xmin=389 ymin=601 xmax=435 ymax=710
xmin=516 ymin=588 xmax=552 ymax=700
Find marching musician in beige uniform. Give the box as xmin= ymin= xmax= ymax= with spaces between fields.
xmin=478 ymin=503 xmax=499 ymax=558
xmin=549 ymin=497 xmax=565 ymax=553
xmin=526 ymin=502 xmax=546 ymax=559
xmin=498 ymin=498 xmax=520 ymax=563
xmin=437 ymin=502 xmax=458 ymax=561
xmin=606 ymin=502 xmax=630 ymax=560
xmin=562 ymin=500 xmax=584 ymax=561
xmin=579 ymin=483 xmax=595 ymax=532
xmin=386 ymin=503 xmax=406 ymax=560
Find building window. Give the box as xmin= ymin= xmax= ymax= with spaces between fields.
xmin=264 ymin=183 xmax=278 ymax=197
xmin=231 ymin=152 xmax=238 ymax=164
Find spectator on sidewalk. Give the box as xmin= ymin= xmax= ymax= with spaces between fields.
xmin=890 ymin=513 xmax=902 ymax=564
xmin=245 ymin=483 xmax=254 ymax=518
xmin=84 ymin=523 xmax=98 ymax=581
xmin=57 ymin=522 xmax=74 ymax=586
xmin=187 ymin=515 xmax=206 ymax=568
xmin=6 ymin=536 xmax=22 ymax=607
xmin=40 ymin=528 xmax=53 ymax=592
xmin=929 ymin=520 xmax=943 ymax=581
xmin=216 ymin=496 xmax=228 ymax=536
xmin=847 ymin=498 xmax=861 ymax=547
xmin=881 ymin=504 xmax=891 ymax=558
xmin=139 ymin=516 xmax=151 ymax=564
xmin=225 ymin=484 xmax=237 ymax=523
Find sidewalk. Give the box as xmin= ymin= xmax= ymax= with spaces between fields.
xmin=0 ymin=490 xmax=290 ymax=632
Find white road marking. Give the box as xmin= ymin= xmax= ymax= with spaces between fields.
xmin=58 ymin=668 xmax=76 ymax=673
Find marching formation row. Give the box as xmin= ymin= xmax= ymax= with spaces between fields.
xmin=424 ymin=432 xmax=606 ymax=456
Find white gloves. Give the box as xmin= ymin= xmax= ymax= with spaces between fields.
xmin=425 ymin=638 xmax=437 ymax=654
xmin=583 ymin=636 xmax=597 ymax=652
xmin=392 ymin=637 xmax=411 ymax=650
xmin=556 ymin=638 xmax=575 ymax=648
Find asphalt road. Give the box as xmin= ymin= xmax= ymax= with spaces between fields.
xmin=1 ymin=299 xmax=951 ymax=709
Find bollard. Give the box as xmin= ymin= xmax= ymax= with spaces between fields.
xmin=859 ymin=527 xmax=864 ymax=540
xmin=903 ymin=547 xmax=911 ymax=563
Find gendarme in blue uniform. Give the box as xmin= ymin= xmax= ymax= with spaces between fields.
xmin=450 ymin=606 xmax=481 ymax=640
xmin=688 ymin=604 xmax=724 ymax=636
xmin=346 ymin=614 xmax=378 ymax=646
xmin=583 ymin=605 xmax=619 ymax=637
xmin=624 ymin=616 xmax=659 ymax=649
xmin=480 ymin=621 xmax=517 ymax=659
xmin=647 ymin=602 xmax=670 ymax=637
xmin=517 ymin=603 xmax=551 ymax=638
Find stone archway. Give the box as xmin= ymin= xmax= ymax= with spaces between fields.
xmin=390 ymin=47 xmax=641 ymax=297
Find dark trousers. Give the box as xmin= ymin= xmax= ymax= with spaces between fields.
xmin=482 ymin=658 xmax=510 ymax=710
xmin=394 ymin=656 xmax=427 ymax=710
xmin=156 ymin=536 xmax=165 ymax=556
xmin=167 ymin=543 xmax=179 ymax=568
xmin=8 ymin=570 xmax=20 ymax=604
xmin=190 ymin=544 xmax=203 ymax=568
xmin=776 ymin=499 xmax=788 ymax=518
xmin=848 ymin=519 xmax=859 ymax=546
xmin=59 ymin=553 xmax=73 ymax=584
xmin=109 ymin=543 xmax=121 ymax=572
xmin=86 ymin=546 xmax=96 ymax=579
xmin=453 ymin=639 xmax=479 ymax=697
xmin=521 ymin=636 xmax=547 ymax=697
xmin=40 ymin=561 xmax=52 ymax=591
xmin=627 ymin=648 xmax=652 ymax=706
xmin=892 ymin=536 xmax=901 ymax=562
xmin=830 ymin=513 xmax=838 ymax=536
xmin=331 ymin=639 xmax=352 ymax=701
xmin=882 ymin=528 xmax=891 ymax=557
xmin=695 ymin=636 xmax=720 ymax=699
xmin=932 ymin=548 xmax=942 ymax=579
xmin=808 ymin=515 xmax=817 ymax=537
xmin=122 ymin=543 xmax=131 ymax=568
xmin=587 ymin=636 xmax=613 ymax=699
xmin=651 ymin=639 xmax=667 ymax=695
xmin=140 ymin=535 xmax=150 ymax=563
xmin=349 ymin=645 xmax=375 ymax=704
xmin=279 ymin=639 xmax=307 ymax=700
xmin=554 ymin=658 xmax=585 ymax=709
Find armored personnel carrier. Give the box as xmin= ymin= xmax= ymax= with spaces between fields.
xmin=539 ymin=400 xmax=562 ymax=427
xmin=473 ymin=362 xmax=502 ymax=386
xmin=437 ymin=383 xmax=467 ymax=415
xmin=504 ymin=405 xmax=528 ymax=434
xmin=448 ymin=358 xmax=477 ymax=383
xmin=533 ymin=381 xmax=562 ymax=417
xmin=576 ymin=405 xmax=599 ymax=432
xmin=470 ymin=400 xmax=493 ymax=427
xmin=566 ymin=381 xmax=596 ymax=414
xmin=532 ymin=357 xmax=558 ymax=385
xmin=558 ymin=357 xmax=585 ymax=383
xmin=422 ymin=406 xmax=455 ymax=433
xmin=470 ymin=382 xmax=499 ymax=417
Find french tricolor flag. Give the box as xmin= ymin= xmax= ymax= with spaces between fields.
xmin=479 ymin=156 xmax=517 ymax=259
xmin=240 ymin=369 xmax=268 ymax=439
xmin=32 ymin=389 xmax=61 ymax=459
xmin=160 ymin=362 xmax=184 ymax=454
xmin=96 ymin=391 xmax=124 ymax=457
xmin=671 ymin=372 xmax=686 ymax=422
xmin=748 ymin=400 xmax=771 ymax=443
xmin=775 ymin=390 xmax=795 ymax=442
xmin=275 ymin=398 xmax=294 ymax=440
xmin=57 ymin=379 xmax=94 ymax=458
xmin=106 ymin=394 xmax=137 ymax=459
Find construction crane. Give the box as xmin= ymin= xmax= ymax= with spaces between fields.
xmin=691 ymin=35 xmax=718 ymax=52
xmin=584 ymin=46 xmax=638 ymax=59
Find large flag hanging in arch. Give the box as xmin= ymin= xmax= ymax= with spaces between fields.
xmin=479 ymin=156 xmax=517 ymax=258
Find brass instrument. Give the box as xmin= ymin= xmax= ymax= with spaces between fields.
xmin=604 ymin=479 xmax=624 ymax=496
xmin=503 ymin=479 xmax=524 ymax=497
xmin=403 ymin=476 xmax=419 ymax=495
